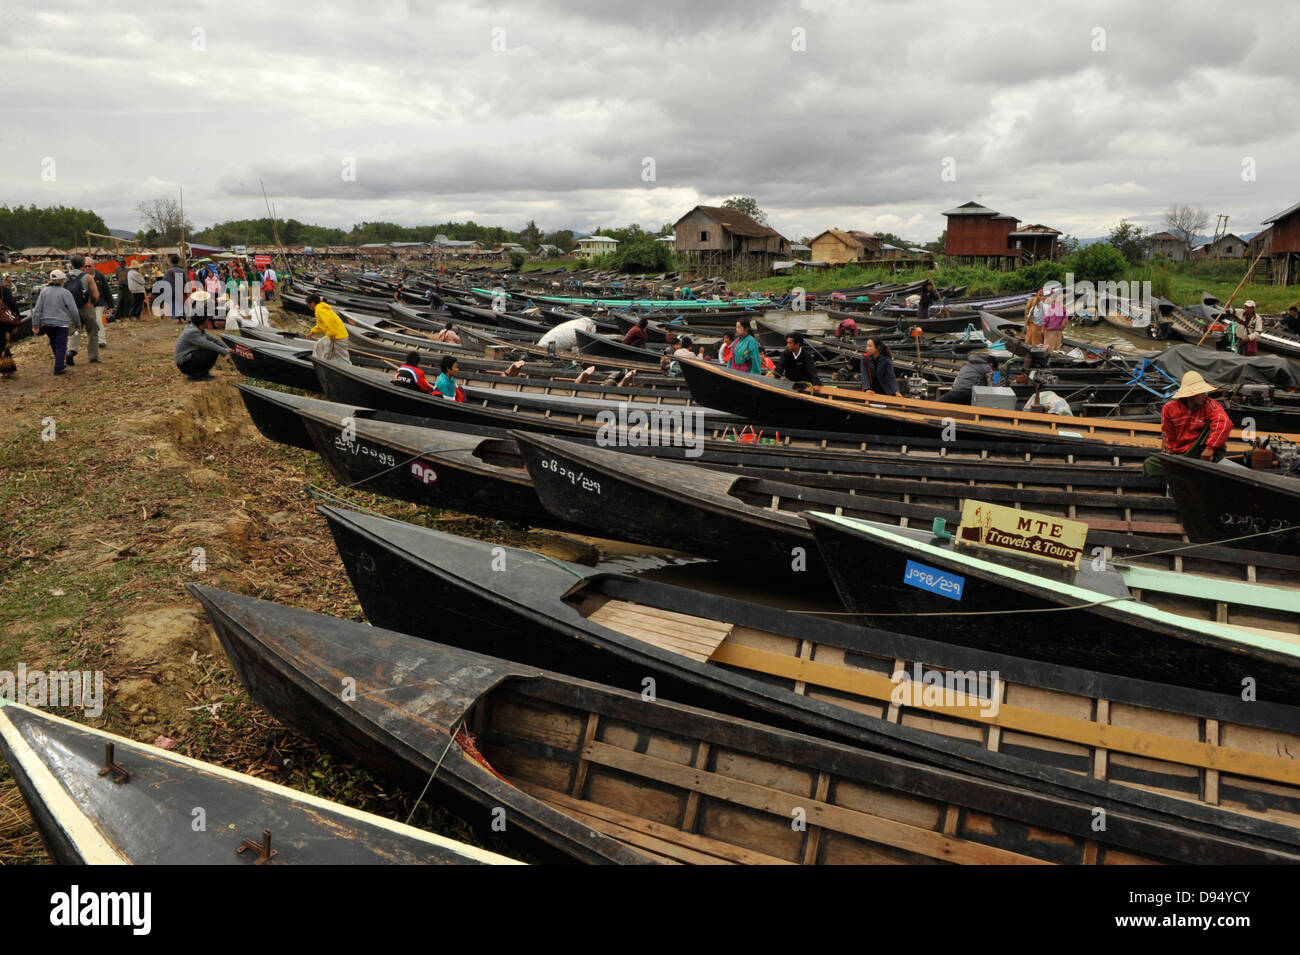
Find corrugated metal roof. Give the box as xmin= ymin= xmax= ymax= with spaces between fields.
xmin=942 ymin=201 xmax=998 ymax=217
xmin=674 ymin=205 xmax=786 ymax=239
xmin=1263 ymin=201 xmax=1300 ymax=224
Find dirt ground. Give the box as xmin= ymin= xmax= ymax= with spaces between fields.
xmin=0 ymin=309 xmax=592 ymax=863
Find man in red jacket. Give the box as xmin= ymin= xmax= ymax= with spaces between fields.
xmin=1143 ymin=371 xmax=1231 ymax=477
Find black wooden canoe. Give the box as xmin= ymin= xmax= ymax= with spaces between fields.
xmin=237 ymin=383 xmax=505 ymax=452
xmin=239 ymin=384 xmax=1179 ymax=541
xmin=319 ymin=504 xmax=1300 ymax=825
xmin=187 ymin=584 xmax=1300 ymax=864
xmin=312 ymin=356 xmax=1173 ymax=470
xmin=575 ymin=328 xmax=665 ymax=362
xmin=0 ymin=702 xmax=519 ymax=865
xmin=220 ymin=336 xmax=321 ymax=392
xmin=804 ymin=512 xmax=1300 ymax=706
xmin=508 ymin=431 xmax=1300 ymax=598
xmin=296 ymin=408 xmax=572 ymax=529
xmin=680 ymin=357 xmax=1286 ymax=450
xmin=1161 ymin=455 xmax=1300 ymax=555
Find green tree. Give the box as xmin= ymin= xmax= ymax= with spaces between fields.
xmin=508 ymin=250 xmax=526 ymax=270
xmin=544 ymin=229 xmax=576 ymax=253
xmin=1067 ymin=243 xmax=1128 ymax=284
xmin=518 ymin=220 xmax=543 ymax=249
xmin=610 ymin=236 xmax=673 ymax=273
xmin=0 ymin=204 xmax=109 ymax=249
xmin=721 ymin=196 xmax=767 ymax=225
xmin=1107 ymin=219 xmax=1149 ymax=264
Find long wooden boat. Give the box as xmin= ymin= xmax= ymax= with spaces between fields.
xmin=679 ymin=357 xmax=1292 ymax=451
xmin=824 ymin=307 xmax=982 ymax=334
xmin=804 ymin=513 xmax=1300 ymax=705
xmin=312 ymin=357 xmax=1180 ymax=469
xmin=297 ymin=408 xmax=575 ymax=529
xmin=0 ymin=701 xmax=519 ymax=865
xmin=1161 ymin=454 xmax=1300 ymax=555
xmin=510 ymin=430 xmax=1300 ymax=603
xmin=238 ymin=386 xmax=1167 ymax=515
xmin=512 ymin=426 xmax=1187 ymax=549
xmin=575 ymin=328 xmax=666 ymax=362
xmin=316 ymin=360 xmax=736 ymax=424
xmin=189 ymin=584 xmax=1300 ymax=863
xmin=221 ymin=336 xmax=321 ymax=391
xmin=483 ymin=288 xmax=773 ymax=311
xmin=320 ymin=505 xmax=1300 ymax=826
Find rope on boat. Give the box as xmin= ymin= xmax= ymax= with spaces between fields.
xmin=793 ymin=594 xmax=1136 ymax=618
xmin=404 ymin=720 xmax=464 ymax=826
xmin=313 ymin=442 xmax=481 ymax=492
xmin=1108 ymin=521 xmax=1300 ymax=561
xmin=305 ymin=484 xmax=394 ymax=519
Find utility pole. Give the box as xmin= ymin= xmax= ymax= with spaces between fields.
xmin=179 ymin=185 xmax=187 ymax=267
xmin=1211 ymin=214 xmax=1229 ymax=259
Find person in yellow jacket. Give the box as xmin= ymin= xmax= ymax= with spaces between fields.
xmin=306 ymin=293 xmax=351 ymax=364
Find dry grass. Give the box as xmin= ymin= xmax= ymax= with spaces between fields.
xmin=0 ymin=309 xmax=545 ymax=863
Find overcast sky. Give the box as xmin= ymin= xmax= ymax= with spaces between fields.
xmin=3 ymin=0 xmax=1296 ymax=243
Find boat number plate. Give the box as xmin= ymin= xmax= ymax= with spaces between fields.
xmin=903 ymin=560 xmax=964 ymax=600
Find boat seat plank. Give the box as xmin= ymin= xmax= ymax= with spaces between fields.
xmin=581 ymin=740 xmax=1051 ymax=865
xmin=589 ymin=600 xmax=735 ymax=662
xmin=516 ymin=781 xmax=792 ymax=865
xmin=707 ymin=642 xmax=1300 ymax=787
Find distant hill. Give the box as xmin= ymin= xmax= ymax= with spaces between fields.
xmin=108 ymin=228 xmax=136 ymax=240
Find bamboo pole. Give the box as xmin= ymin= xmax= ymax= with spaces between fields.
xmin=1195 ymin=246 xmax=1267 ymax=346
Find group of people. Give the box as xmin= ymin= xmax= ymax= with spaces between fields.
xmin=1024 ymin=285 xmax=1069 ymax=351
xmin=28 ymin=254 xmax=122 ymax=374
xmin=12 ymin=249 xmax=288 ymax=380
xmin=391 ymin=351 xmax=465 ymax=401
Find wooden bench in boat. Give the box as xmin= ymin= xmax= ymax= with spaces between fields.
xmin=570 ymin=595 xmax=1300 ymax=827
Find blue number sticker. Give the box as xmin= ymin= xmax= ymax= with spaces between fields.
xmin=902 ymin=560 xmax=965 ymax=600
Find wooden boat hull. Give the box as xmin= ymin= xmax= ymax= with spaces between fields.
xmin=680 ymin=356 xmax=1289 ymax=451
xmin=0 ymin=702 xmax=518 ymax=864
xmin=514 ymin=430 xmax=817 ymax=569
xmin=1161 ymin=454 xmax=1300 ymax=555
xmin=805 ymin=512 xmax=1300 ymax=706
xmin=221 ymin=336 xmax=321 ymax=392
xmin=188 ymin=584 xmax=1300 ymax=863
xmin=297 ymin=409 xmax=567 ymax=529
xmin=319 ymin=504 xmax=1300 ymax=825
xmin=575 ymin=329 xmax=663 ymax=361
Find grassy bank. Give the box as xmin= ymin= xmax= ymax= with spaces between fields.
xmin=726 ymin=260 xmax=1300 ymax=312
xmin=0 ymin=312 xmax=584 ymax=863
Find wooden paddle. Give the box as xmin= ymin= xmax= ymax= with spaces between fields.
xmin=1196 ymin=247 xmax=1267 ymax=347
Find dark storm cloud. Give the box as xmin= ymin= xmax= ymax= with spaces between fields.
xmin=0 ymin=0 xmax=1296 ymax=243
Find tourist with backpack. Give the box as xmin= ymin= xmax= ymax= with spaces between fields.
xmin=64 ymin=253 xmax=100 ymax=365
xmin=89 ymin=257 xmax=113 ymax=348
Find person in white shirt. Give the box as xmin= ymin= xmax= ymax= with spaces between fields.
xmin=126 ymin=263 xmax=147 ymax=316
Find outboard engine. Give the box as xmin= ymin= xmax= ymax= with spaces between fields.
xmin=1239 ymin=384 xmax=1274 ymax=407
xmin=904 ymin=374 xmax=929 ymax=399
